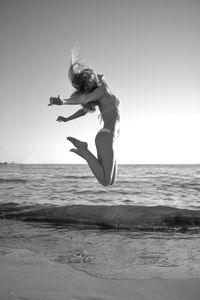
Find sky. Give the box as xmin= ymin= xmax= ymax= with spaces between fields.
xmin=1 ymin=0 xmax=200 ymax=164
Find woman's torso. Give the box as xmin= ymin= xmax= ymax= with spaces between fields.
xmin=98 ymin=84 xmax=120 ymax=132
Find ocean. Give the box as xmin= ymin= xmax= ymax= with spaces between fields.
xmin=0 ymin=164 xmax=200 ymax=280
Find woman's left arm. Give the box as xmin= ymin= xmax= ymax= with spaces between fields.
xmin=56 ymin=108 xmax=88 ymax=122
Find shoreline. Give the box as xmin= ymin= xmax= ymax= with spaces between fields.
xmin=0 ymin=247 xmax=200 ymax=300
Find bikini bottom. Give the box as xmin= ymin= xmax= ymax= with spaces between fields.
xmin=97 ymin=128 xmax=119 ymax=139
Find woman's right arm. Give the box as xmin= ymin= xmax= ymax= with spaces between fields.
xmin=48 ymin=95 xmax=80 ymax=106
xmin=64 ymin=85 xmax=104 ymax=105
xmin=49 ymin=85 xmax=104 ymax=106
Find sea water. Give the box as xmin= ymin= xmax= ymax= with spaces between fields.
xmin=0 ymin=164 xmax=200 ymax=279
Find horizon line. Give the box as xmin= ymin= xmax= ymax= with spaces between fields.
xmin=1 ymin=162 xmax=200 ymax=166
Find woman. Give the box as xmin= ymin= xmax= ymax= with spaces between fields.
xmin=49 ymin=60 xmax=120 ymax=186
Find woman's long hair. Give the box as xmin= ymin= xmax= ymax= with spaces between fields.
xmin=68 ymin=51 xmax=100 ymax=112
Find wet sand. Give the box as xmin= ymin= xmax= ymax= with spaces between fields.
xmin=0 ymin=247 xmax=200 ymax=300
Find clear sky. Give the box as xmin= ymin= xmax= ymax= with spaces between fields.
xmin=1 ymin=0 xmax=200 ymax=164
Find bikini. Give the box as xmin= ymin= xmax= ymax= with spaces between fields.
xmin=97 ymin=78 xmax=120 ymax=138
xmin=97 ymin=104 xmax=120 ymax=138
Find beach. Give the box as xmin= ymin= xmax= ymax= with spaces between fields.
xmin=1 ymin=164 xmax=200 ymax=300
xmin=1 ymin=0 xmax=200 ymax=297
xmin=1 ymin=247 xmax=200 ymax=300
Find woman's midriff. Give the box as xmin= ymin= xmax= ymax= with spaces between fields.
xmin=99 ymin=94 xmax=120 ymax=132
xmin=100 ymin=109 xmax=119 ymax=136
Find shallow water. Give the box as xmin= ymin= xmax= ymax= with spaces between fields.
xmin=1 ymin=164 xmax=200 ymax=279
xmin=1 ymin=219 xmax=200 ymax=280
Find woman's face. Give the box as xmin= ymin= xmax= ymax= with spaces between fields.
xmin=81 ymin=71 xmax=96 ymax=82
xmin=81 ymin=71 xmax=98 ymax=90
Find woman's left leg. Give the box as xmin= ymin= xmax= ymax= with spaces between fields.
xmin=67 ymin=137 xmax=109 ymax=185
xmin=67 ymin=134 xmax=116 ymax=186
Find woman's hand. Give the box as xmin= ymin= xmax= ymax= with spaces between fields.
xmin=56 ymin=116 xmax=67 ymax=122
xmin=48 ymin=95 xmax=63 ymax=106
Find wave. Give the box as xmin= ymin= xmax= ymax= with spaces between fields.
xmin=0 ymin=178 xmax=27 ymax=183
xmin=64 ymin=175 xmax=93 ymax=180
xmin=1 ymin=203 xmax=200 ymax=232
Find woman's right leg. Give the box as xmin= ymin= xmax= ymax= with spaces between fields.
xmin=110 ymin=159 xmax=117 ymax=185
xmin=95 ymin=131 xmax=116 ymax=185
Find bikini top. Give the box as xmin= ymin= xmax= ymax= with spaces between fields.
xmin=97 ymin=76 xmax=120 ymax=123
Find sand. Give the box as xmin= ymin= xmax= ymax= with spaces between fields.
xmin=0 ymin=247 xmax=200 ymax=300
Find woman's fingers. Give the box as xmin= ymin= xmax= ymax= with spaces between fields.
xmin=57 ymin=116 xmax=63 ymax=122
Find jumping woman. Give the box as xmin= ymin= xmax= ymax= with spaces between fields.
xmin=48 ymin=57 xmax=120 ymax=186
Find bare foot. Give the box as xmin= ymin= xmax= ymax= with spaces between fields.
xmin=69 ymin=148 xmax=84 ymax=158
xmin=67 ymin=137 xmax=88 ymax=158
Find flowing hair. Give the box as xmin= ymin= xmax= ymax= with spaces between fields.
xmin=68 ymin=48 xmax=100 ymax=112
